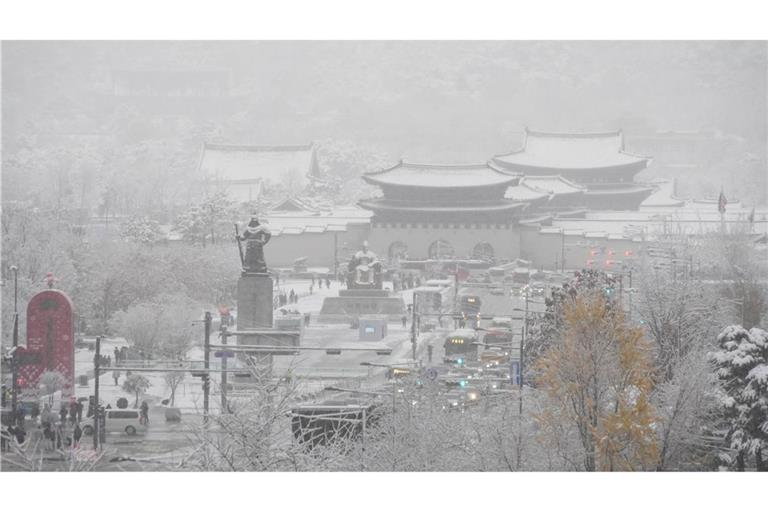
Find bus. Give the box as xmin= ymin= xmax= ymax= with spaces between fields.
xmin=444 ymin=328 xmax=479 ymax=363
xmin=458 ymin=294 xmax=482 ymax=329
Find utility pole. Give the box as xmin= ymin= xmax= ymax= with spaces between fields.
xmin=93 ymin=336 xmax=101 ymax=450
xmin=203 ymin=312 xmax=211 ymax=426
xmin=628 ymin=269 xmax=633 ymax=321
xmin=561 ymin=230 xmax=566 ymax=273
xmin=220 ymin=325 xmax=228 ymax=414
xmin=520 ymin=287 xmax=528 ymax=417
xmin=10 ymin=265 xmax=19 ymax=421
xmin=333 ymin=231 xmax=339 ymax=280
xmin=410 ymin=291 xmax=417 ymax=361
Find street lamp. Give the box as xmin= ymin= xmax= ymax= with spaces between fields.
xmin=10 ymin=265 xmax=19 ymax=422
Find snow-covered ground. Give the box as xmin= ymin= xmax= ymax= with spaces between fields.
xmin=69 ymin=277 xmax=415 ymax=413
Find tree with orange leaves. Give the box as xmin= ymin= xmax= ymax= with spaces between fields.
xmin=534 ymin=290 xmax=659 ymax=471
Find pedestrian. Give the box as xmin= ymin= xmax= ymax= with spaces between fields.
xmin=41 ymin=403 xmax=51 ymax=426
xmin=325 ymin=277 xmax=331 ymax=288
xmin=401 ymin=315 xmax=407 ymax=327
xmin=14 ymin=424 xmax=27 ymax=445
xmin=59 ymin=404 xmax=68 ymax=425
xmin=76 ymin=401 xmax=83 ymax=423
xmin=309 ymin=283 xmax=314 ymax=295
xmin=140 ymin=401 xmax=149 ymax=425
xmin=30 ymin=402 xmax=40 ymax=424
xmin=427 ymin=344 xmax=434 ymax=363
xmin=311 ymin=275 xmax=316 ymax=287
xmin=113 ymin=370 xmax=121 ymax=386
xmin=15 ymin=402 xmax=25 ymax=427
xmin=69 ymin=399 xmax=78 ymax=425
xmin=114 ymin=347 xmax=121 ymax=365
xmin=73 ymin=422 xmax=82 ymax=449
xmin=318 ymin=279 xmax=322 ymax=289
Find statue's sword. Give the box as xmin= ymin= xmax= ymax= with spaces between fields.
xmin=234 ymin=223 xmax=244 ymax=266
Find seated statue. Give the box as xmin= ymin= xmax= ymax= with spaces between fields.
xmin=346 ymin=241 xmax=384 ymax=289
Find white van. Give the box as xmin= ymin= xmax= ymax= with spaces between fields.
xmin=83 ymin=409 xmax=147 ymax=436
xmin=105 ymin=409 xmax=146 ymax=435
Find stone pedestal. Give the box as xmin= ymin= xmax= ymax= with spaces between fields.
xmin=319 ymin=289 xmax=406 ymax=323
xmin=237 ymin=274 xmax=273 ymax=330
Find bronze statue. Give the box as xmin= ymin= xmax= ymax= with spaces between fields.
xmin=346 ymin=241 xmax=383 ymax=289
xmin=236 ymin=216 xmax=271 ymax=274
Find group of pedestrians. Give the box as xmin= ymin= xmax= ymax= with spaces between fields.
xmin=277 ymin=289 xmax=300 ymax=307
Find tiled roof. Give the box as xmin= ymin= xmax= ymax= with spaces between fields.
xmin=493 ymin=128 xmax=650 ymax=171
xmin=363 ymin=161 xmax=520 ymax=188
xmin=263 ymin=207 xmax=372 ymax=237
xmin=198 ymin=142 xmax=316 ymax=186
xmin=358 ymin=199 xmax=526 ymax=213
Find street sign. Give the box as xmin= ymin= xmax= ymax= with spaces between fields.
xmin=425 ymin=367 xmax=438 ymax=381
xmin=214 ymin=350 xmax=235 ymax=358
xmin=510 ymin=361 xmax=521 ymax=386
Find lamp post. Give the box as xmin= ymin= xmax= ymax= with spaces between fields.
xmin=10 ymin=265 xmax=19 ymax=422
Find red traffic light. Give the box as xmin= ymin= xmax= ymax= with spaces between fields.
xmin=586 ymin=259 xmax=595 ymax=266
xmin=604 ymin=260 xmax=614 ymax=266
xmin=624 ymin=250 xmax=633 ymax=257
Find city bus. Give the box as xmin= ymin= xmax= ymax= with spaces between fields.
xmin=444 ymin=328 xmax=479 ymax=363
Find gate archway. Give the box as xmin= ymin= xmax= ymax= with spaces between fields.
xmin=472 ymin=242 xmax=495 ymax=262
xmin=428 ymin=239 xmax=455 ymax=260
xmin=388 ymin=241 xmax=408 ymax=264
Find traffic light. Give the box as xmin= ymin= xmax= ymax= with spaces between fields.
xmin=603 ymin=287 xmax=614 ymax=297
xmin=586 ymin=259 xmax=595 ymax=266
xmin=456 ymin=358 xmax=464 ymax=366
xmin=459 ymin=380 xmax=467 ymax=388
xmin=624 ymin=250 xmax=633 ymax=257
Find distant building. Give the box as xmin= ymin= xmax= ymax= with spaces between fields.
xmin=492 ymin=129 xmax=655 ymax=210
xmin=111 ymin=68 xmax=232 ymax=97
xmin=358 ymin=161 xmax=525 ymax=263
xmin=505 ymin=175 xmax=587 ymax=212
xmin=197 ymin=143 xmax=319 ymax=203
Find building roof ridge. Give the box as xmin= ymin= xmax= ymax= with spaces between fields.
xmin=203 ymin=142 xmax=314 ymax=152
xmin=524 ymin=127 xmax=624 ymax=139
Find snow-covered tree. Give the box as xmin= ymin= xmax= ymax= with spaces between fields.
xmin=525 ymin=269 xmax=621 ymax=374
xmin=109 ymin=292 xmax=199 ymax=359
xmin=708 ymin=325 xmax=768 ymax=471
xmin=122 ymin=374 xmax=151 ymax=408
xmin=164 ymin=371 xmax=185 ymax=407
xmin=119 ymin=216 xmax=164 ymax=245
xmin=534 ymin=291 xmax=659 ymax=471
xmin=38 ymin=370 xmax=67 ymax=405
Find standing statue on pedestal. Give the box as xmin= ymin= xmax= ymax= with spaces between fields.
xmin=236 ymin=216 xmax=271 ymax=274
xmin=347 ymin=241 xmax=384 ymax=289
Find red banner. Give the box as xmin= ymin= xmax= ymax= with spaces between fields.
xmin=18 ymin=289 xmax=75 ymax=397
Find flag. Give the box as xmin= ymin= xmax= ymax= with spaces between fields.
xmin=748 ymin=207 xmax=755 ymax=225
xmin=718 ymin=190 xmax=727 ymax=215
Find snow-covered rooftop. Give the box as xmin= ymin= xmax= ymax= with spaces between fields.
xmin=263 ymin=206 xmax=372 ymax=237
xmin=493 ymin=128 xmax=650 ymax=171
xmin=363 ymin=161 xmax=520 ymax=188
xmin=198 ymin=142 xmax=316 ymax=185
